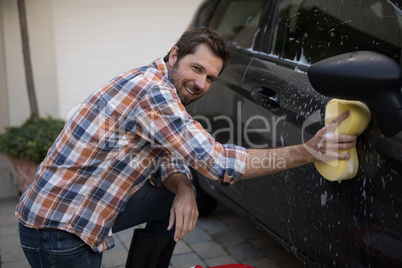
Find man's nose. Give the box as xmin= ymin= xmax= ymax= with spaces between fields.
xmin=194 ymin=75 xmax=207 ymax=91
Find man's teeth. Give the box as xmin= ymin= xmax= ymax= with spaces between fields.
xmin=185 ymin=86 xmax=195 ymax=95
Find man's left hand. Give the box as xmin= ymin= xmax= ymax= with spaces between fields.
xmin=163 ymin=174 xmax=199 ymax=242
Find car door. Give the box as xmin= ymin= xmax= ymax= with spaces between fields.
xmin=244 ymin=0 xmax=402 ymax=266
xmin=187 ymin=0 xmax=266 ymax=211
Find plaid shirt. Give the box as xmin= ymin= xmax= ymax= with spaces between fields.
xmin=16 ymin=58 xmax=248 ymax=252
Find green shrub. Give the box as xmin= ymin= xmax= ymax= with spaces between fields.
xmin=0 ymin=116 xmax=65 ymax=163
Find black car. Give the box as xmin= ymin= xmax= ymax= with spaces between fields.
xmin=186 ymin=0 xmax=402 ymax=267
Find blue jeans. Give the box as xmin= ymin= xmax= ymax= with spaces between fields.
xmin=19 ymin=181 xmax=175 ymax=268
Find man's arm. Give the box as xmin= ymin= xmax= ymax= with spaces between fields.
xmin=162 ymin=173 xmax=199 ymax=242
xmin=238 ymin=111 xmax=357 ymax=180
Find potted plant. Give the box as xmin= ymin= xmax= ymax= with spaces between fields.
xmin=0 ymin=116 xmax=65 ymax=193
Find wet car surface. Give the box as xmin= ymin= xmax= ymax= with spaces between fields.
xmin=186 ymin=0 xmax=402 ymax=267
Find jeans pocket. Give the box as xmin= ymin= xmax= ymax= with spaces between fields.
xmin=51 ymin=233 xmax=102 ymax=268
xmin=53 ymin=231 xmax=87 ymax=254
xmin=20 ymin=245 xmax=42 ymax=268
xmin=19 ymin=225 xmax=45 ymax=267
xmin=19 ymin=224 xmax=102 ymax=267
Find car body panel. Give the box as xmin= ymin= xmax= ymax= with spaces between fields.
xmin=186 ymin=0 xmax=402 ymax=266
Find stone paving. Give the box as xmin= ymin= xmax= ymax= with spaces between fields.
xmin=0 ymin=154 xmax=307 ymax=268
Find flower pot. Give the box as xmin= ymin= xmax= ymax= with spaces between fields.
xmin=6 ymin=155 xmax=39 ymax=194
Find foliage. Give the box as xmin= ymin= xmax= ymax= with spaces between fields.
xmin=0 ymin=116 xmax=65 ymax=163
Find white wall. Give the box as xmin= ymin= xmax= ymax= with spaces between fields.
xmin=0 ymin=1 xmax=10 ymax=131
xmin=0 ymin=0 xmax=204 ymax=128
xmin=51 ymin=0 xmax=204 ymax=119
xmin=2 ymin=0 xmax=31 ymax=126
xmin=1 ymin=0 xmax=58 ymax=127
xmin=26 ymin=0 xmax=59 ymax=119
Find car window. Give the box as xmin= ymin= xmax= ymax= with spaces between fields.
xmin=208 ymin=0 xmax=265 ymax=48
xmin=191 ymin=0 xmax=218 ymax=27
xmin=268 ymin=0 xmax=402 ymax=65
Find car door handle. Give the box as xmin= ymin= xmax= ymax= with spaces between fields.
xmin=251 ymin=86 xmax=280 ymax=111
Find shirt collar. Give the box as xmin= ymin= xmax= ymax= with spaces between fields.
xmin=152 ymin=58 xmax=169 ymax=78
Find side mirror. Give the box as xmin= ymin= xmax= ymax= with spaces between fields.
xmin=307 ymin=51 xmax=402 ymax=137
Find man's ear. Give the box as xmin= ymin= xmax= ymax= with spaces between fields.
xmin=168 ymin=46 xmax=179 ymax=67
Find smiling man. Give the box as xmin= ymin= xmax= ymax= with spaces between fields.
xmin=167 ymin=43 xmax=221 ymax=105
xmin=16 ymin=27 xmax=356 ymax=268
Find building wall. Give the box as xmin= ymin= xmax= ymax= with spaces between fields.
xmin=26 ymin=0 xmax=59 ymax=120
xmin=1 ymin=0 xmax=31 ymax=128
xmin=1 ymin=0 xmax=59 ymax=128
xmin=0 ymin=1 xmax=10 ymax=132
xmin=0 ymin=0 xmax=204 ymax=129
xmin=51 ymin=0 xmax=204 ymax=120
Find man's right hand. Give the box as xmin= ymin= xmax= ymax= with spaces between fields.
xmin=304 ymin=110 xmax=357 ymax=162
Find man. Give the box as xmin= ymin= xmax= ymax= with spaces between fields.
xmin=16 ymin=27 xmax=356 ymax=268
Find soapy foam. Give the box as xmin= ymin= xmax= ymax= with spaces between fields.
xmin=348 ymin=159 xmax=355 ymax=176
xmin=317 ymin=141 xmax=323 ymax=149
xmin=323 ymin=132 xmax=335 ymax=138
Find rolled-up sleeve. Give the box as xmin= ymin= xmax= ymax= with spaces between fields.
xmin=131 ymin=85 xmax=248 ymax=183
xmin=150 ymin=151 xmax=193 ymax=187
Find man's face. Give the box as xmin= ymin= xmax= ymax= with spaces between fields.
xmin=167 ymin=44 xmax=223 ymax=106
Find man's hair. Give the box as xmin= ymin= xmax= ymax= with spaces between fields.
xmin=163 ymin=27 xmax=230 ymax=73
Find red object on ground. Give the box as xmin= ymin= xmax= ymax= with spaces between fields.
xmin=213 ymin=265 xmax=255 ymax=268
xmin=193 ymin=265 xmax=255 ymax=268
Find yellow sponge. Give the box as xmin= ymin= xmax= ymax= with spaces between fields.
xmin=315 ymin=99 xmax=371 ymax=181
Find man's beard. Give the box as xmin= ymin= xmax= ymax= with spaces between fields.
xmin=168 ymin=61 xmax=179 ymax=90
xmin=168 ymin=61 xmax=193 ymax=106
